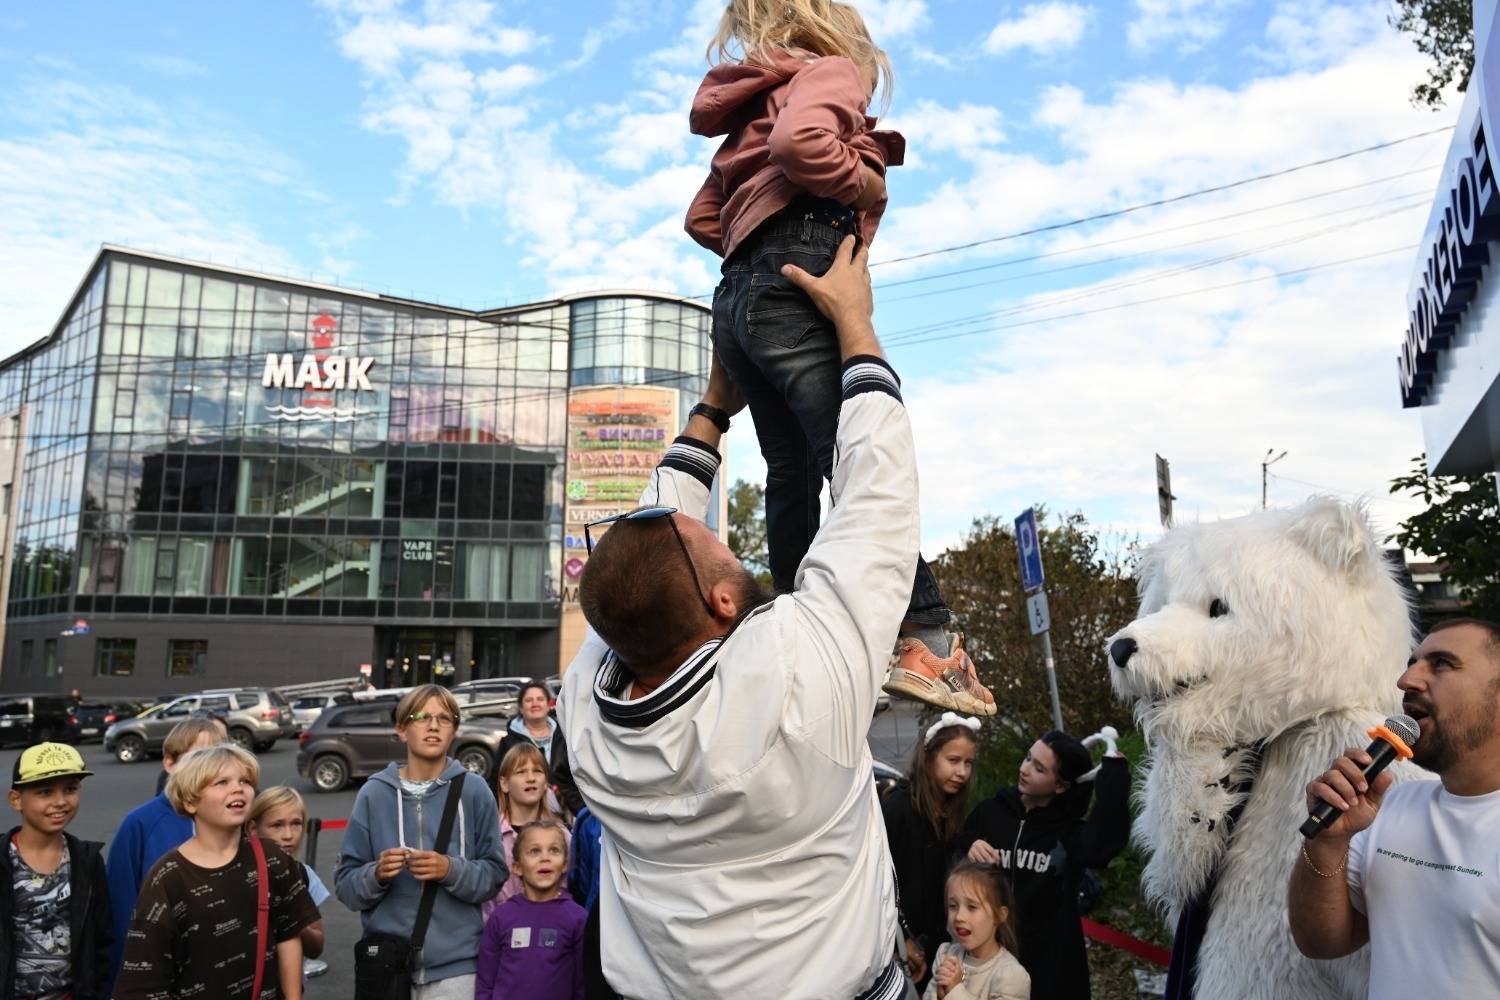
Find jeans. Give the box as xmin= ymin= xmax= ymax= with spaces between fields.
xmin=711 ymin=205 xmax=950 ymax=626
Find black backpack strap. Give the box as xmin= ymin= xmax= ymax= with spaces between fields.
xmin=410 ymin=771 xmax=465 ymax=953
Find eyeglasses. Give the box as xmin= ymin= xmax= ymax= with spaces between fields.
xmin=585 ymin=505 xmax=716 ymax=620
xmin=406 ymin=711 xmax=458 ymax=729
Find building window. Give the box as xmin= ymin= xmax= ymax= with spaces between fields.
xmin=95 ymin=638 xmax=136 ymax=677
xmin=42 ymin=639 xmax=58 ymax=677
xmin=166 ymin=640 xmax=208 ymax=679
xmin=19 ymin=640 xmax=32 ymax=677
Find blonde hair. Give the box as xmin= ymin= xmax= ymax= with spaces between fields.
xmin=165 ymin=743 xmax=259 ymax=817
xmin=248 ymin=785 xmax=307 ymax=832
xmin=395 ymin=685 xmax=462 ymax=729
xmin=163 ymin=718 xmax=221 ymax=762
xmin=496 ymin=743 xmax=564 ymax=825
xmin=708 ymin=0 xmax=893 ymax=108
xmin=513 ymin=817 xmax=569 ymax=865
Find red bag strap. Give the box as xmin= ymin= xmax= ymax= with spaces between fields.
xmin=249 ymin=836 xmax=271 ymax=1000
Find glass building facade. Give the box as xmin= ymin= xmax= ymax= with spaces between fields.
xmin=0 ymin=246 xmax=711 ymax=694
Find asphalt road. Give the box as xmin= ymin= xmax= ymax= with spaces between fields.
xmin=2 ymin=701 xmax=926 ymax=996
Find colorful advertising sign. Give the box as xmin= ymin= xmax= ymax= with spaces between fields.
xmin=560 ymin=385 xmax=679 ymax=611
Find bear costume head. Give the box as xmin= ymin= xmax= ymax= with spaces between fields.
xmin=1108 ymin=497 xmax=1412 ymax=746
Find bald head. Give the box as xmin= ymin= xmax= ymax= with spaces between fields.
xmin=580 ymin=511 xmax=771 ymax=673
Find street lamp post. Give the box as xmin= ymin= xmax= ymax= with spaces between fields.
xmin=1262 ymin=449 xmax=1287 ymax=509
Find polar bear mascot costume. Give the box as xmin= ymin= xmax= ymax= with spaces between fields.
xmin=1106 ymin=498 xmax=1413 ymax=1000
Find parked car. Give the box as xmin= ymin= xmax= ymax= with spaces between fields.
xmin=104 ymin=687 xmax=294 ymax=762
xmin=544 ymin=676 xmax=562 ymax=708
xmin=290 ymin=693 xmax=355 ymax=730
xmin=296 ymin=698 xmax=511 ymax=793
xmin=872 ymin=759 xmax=902 ymax=798
xmin=0 ymin=694 xmax=79 ymax=747
xmin=449 ymin=677 xmax=532 ymax=718
xmin=73 ymin=700 xmax=149 ymax=743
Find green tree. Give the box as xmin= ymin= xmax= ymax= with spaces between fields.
xmin=1391 ymin=0 xmax=1475 ymax=107
xmin=930 ymin=510 xmax=1140 ymax=754
xmin=726 ymin=478 xmax=771 ymax=584
xmin=1389 ymin=453 xmax=1500 ymax=619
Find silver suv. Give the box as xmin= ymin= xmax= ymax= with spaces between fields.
xmin=104 ymin=688 xmax=294 ymax=763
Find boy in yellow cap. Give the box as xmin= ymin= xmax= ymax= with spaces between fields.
xmin=2 ymin=742 xmax=112 ymax=999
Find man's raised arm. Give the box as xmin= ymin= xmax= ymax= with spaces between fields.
xmin=780 ymin=237 xmax=921 ymax=754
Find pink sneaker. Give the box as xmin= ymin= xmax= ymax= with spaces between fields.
xmin=882 ymin=635 xmax=997 ymax=716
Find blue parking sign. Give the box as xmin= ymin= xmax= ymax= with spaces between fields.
xmin=1015 ymin=508 xmax=1045 ymax=592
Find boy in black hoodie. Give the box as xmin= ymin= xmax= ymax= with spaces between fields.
xmin=1 ymin=742 xmax=112 ymax=1000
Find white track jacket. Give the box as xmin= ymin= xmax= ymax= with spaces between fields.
xmin=559 ymin=357 xmax=918 ymax=1000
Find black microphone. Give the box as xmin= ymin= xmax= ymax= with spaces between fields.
xmin=1300 ymin=714 xmax=1418 ymax=839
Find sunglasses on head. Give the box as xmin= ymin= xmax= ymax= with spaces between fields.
xmin=585 ymin=506 xmax=716 ymax=620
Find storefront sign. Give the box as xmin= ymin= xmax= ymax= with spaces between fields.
xmin=402 ymin=539 xmax=434 ymax=562
xmin=262 ymin=313 xmax=379 ymax=423
xmin=1400 ymin=104 xmax=1500 ymax=407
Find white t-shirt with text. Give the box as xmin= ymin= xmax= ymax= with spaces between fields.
xmin=1346 ymin=778 xmax=1500 ymax=1000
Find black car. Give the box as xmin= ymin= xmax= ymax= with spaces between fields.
xmin=295 ymin=698 xmax=511 ymax=793
xmin=74 ymin=700 xmax=149 ymax=744
xmin=0 ymin=694 xmax=79 ymax=747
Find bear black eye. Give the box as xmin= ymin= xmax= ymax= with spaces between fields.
xmin=1208 ymin=599 xmax=1228 ymax=619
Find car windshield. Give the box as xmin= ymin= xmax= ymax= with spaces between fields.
xmin=133 ymin=703 xmax=166 ymax=719
xmin=293 ymin=697 xmax=324 ymax=710
xmin=0 ymin=701 xmax=29 ymax=717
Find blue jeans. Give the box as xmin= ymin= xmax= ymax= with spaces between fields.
xmin=711 ymin=204 xmax=950 ymax=626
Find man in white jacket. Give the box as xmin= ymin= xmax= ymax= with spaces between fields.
xmin=558 ymin=236 xmax=917 ymax=1000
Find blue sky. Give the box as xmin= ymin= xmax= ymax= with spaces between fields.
xmin=0 ymin=1 xmax=1462 ymax=550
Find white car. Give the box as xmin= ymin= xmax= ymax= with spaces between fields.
xmin=291 ymin=694 xmax=349 ymax=730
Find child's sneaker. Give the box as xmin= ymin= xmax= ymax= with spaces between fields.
xmin=304 ymin=958 xmax=329 ymax=979
xmin=883 ymin=635 xmax=997 ymax=716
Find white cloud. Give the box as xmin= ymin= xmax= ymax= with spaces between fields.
xmin=130 ymin=54 xmax=207 ymax=77
xmin=882 ymin=99 xmax=1005 ymax=163
xmin=861 ymin=22 xmax=1450 ymax=545
xmin=1260 ymin=1 xmax=1385 ymax=69
xmin=1128 ymin=0 xmax=1244 ymax=53
xmin=0 ymin=79 xmax=313 ymax=354
xmin=855 ymin=0 xmax=930 ymax=40
xmin=985 ymin=3 xmax=1091 ymax=56
xmin=321 ymin=0 xmax=544 ymax=75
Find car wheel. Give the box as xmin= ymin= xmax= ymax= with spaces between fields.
xmin=254 ymin=741 xmax=275 ymax=753
xmin=228 ymin=727 xmax=255 ymax=752
xmin=311 ymin=755 xmax=350 ymax=793
xmin=115 ymin=734 xmax=146 ymax=764
xmin=456 ymin=745 xmax=493 ymax=778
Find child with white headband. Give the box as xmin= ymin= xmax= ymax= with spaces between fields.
xmin=882 ymin=713 xmax=983 ymax=990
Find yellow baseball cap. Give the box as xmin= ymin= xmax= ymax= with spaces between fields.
xmin=12 ymin=742 xmax=93 ymax=789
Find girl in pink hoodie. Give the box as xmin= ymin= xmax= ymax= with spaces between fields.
xmin=684 ymin=0 xmax=996 ymax=719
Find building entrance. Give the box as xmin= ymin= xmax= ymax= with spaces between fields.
xmin=376 ymin=627 xmax=517 ymax=687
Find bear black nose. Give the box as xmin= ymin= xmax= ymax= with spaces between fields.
xmin=1110 ymin=638 xmax=1138 ymax=669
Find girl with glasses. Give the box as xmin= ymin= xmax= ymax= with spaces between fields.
xmin=334 ymin=685 xmax=507 ymax=999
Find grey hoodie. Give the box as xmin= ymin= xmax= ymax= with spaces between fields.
xmin=334 ymin=759 xmax=507 ymax=985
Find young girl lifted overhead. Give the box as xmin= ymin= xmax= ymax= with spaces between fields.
xmin=685 ymin=0 xmax=995 ymax=718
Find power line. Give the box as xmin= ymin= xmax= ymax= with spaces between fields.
xmin=869 ymin=126 xmax=1453 ymax=268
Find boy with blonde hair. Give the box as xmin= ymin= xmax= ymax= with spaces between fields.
xmin=115 ymin=744 xmax=319 ymax=1000
xmin=105 ymin=716 xmax=221 ymax=986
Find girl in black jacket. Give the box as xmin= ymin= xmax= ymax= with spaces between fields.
xmin=883 ymin=712 xmax=981 ymax=988
xmin=960 ymin=731 xmax=1130 ymax=1000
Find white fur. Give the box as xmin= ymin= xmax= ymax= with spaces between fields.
xmin=1107 ymin=498 xmax=1414 ymax=999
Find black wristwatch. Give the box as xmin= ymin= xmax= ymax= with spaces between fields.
xmin=690 ymin=403 xmax=731 ymax=433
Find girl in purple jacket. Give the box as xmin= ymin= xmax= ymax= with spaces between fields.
xmin=475 ymin=820 xmax=585 ymax=1000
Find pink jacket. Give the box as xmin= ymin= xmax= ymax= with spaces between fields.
xmin=685 ymin=48 xmax=905 ymax=259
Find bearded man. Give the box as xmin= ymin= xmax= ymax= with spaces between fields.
xmin=557 ymin=237 xmax=914 ymax=1000
xmin=1288 ymin=617 xmax=1500 ymax=999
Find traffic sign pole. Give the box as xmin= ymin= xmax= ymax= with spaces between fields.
xmin=1040 ymin=629 xmax=1063 ymax=732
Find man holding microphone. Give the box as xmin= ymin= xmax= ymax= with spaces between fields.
xmin=1287 ymin=618 xmax=1500 ymax=997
